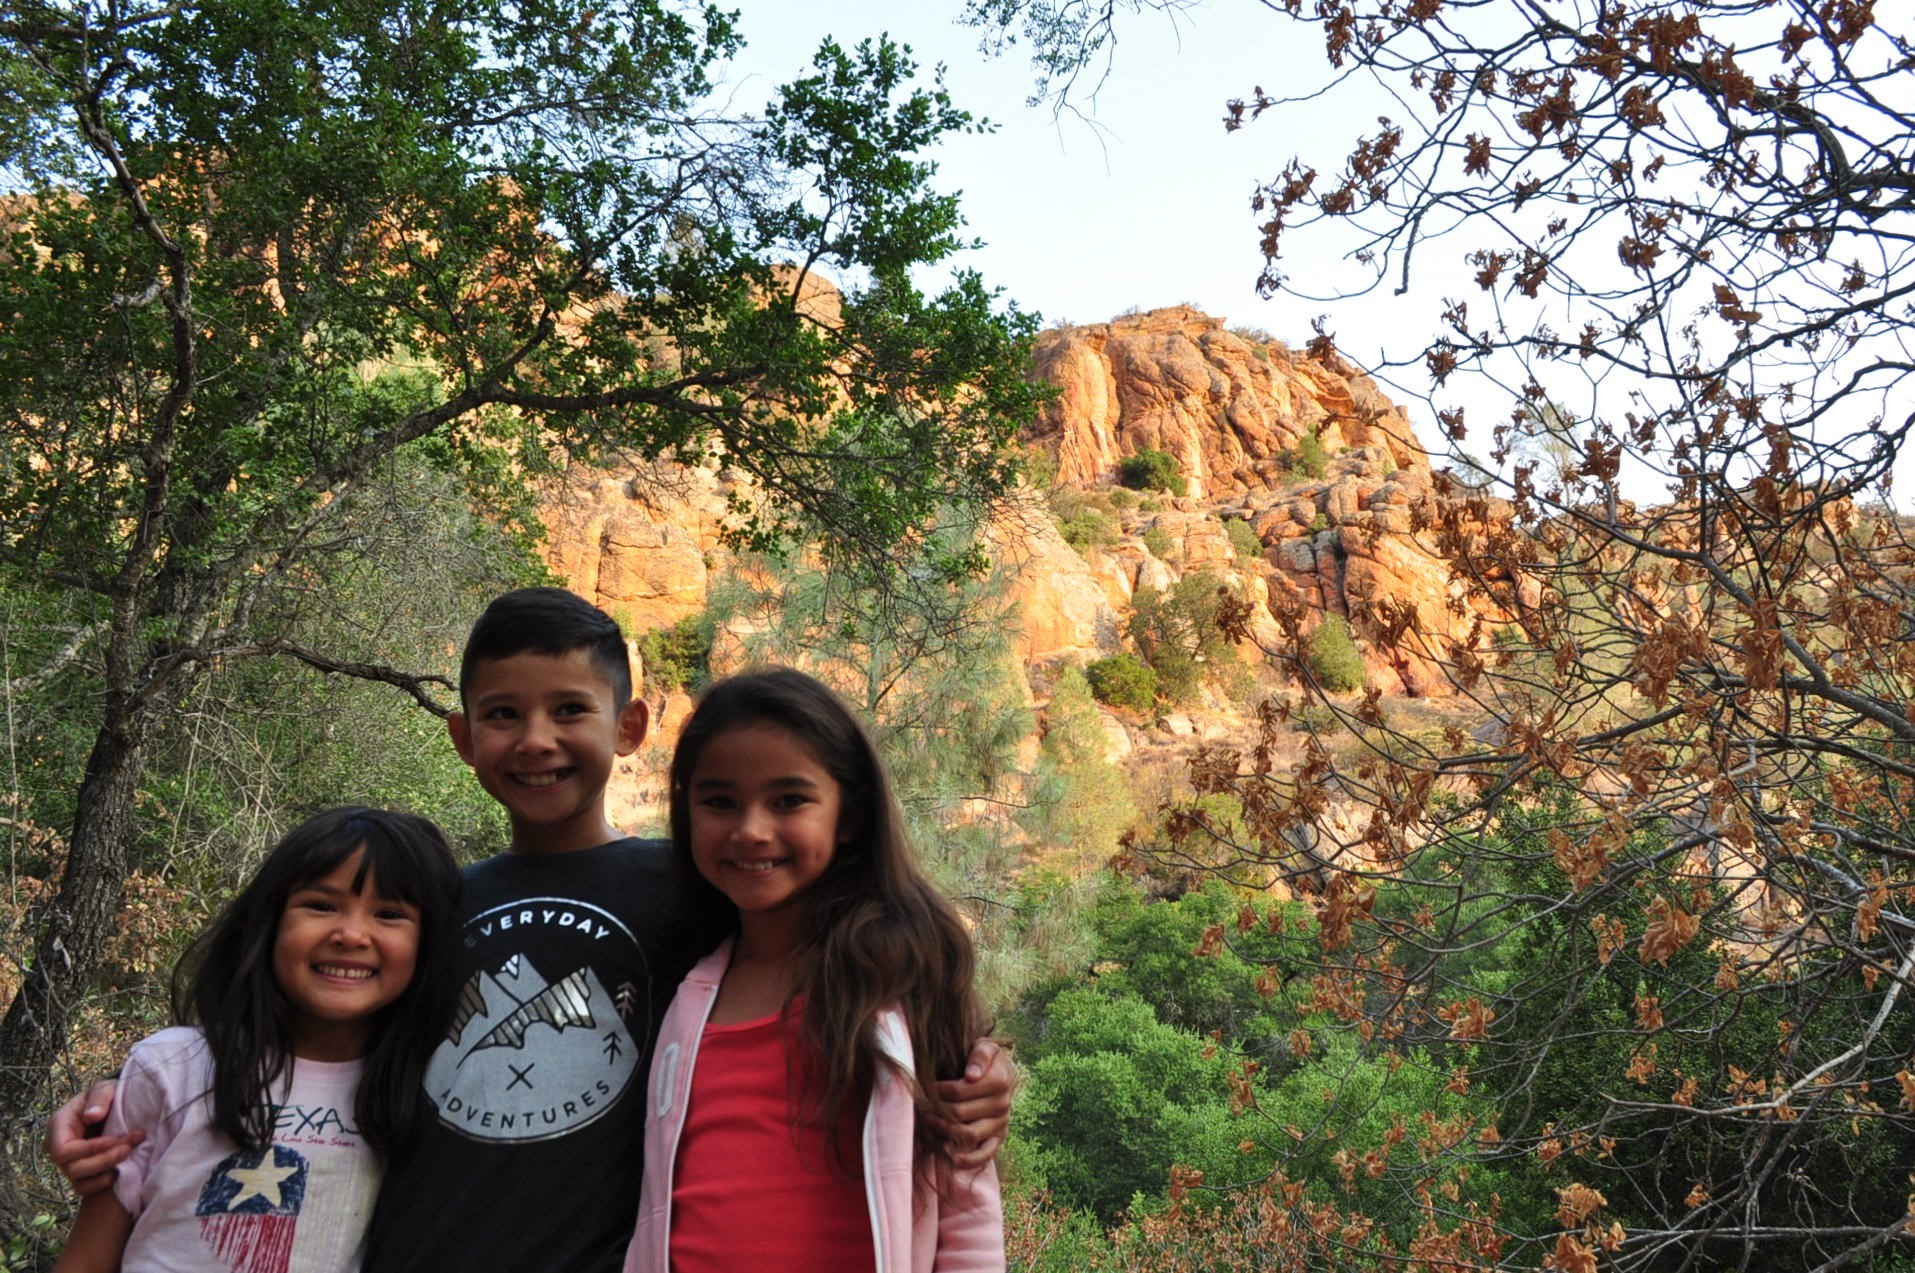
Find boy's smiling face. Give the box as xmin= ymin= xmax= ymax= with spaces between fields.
xmin=449 ymin=648 xmax=649 ymax=854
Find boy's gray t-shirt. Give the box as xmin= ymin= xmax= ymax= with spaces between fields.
xmin=364 ymin=837 xmax=703 ymax=1273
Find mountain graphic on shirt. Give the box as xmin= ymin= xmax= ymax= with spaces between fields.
xmin=448 ymin=955 xmax=596 ymax=1054
xmin=425 ymin=954 xmax=639 ymax=1143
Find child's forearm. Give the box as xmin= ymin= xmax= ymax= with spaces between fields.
xmin=53 ymin=1191 xmax=134 ymax=1273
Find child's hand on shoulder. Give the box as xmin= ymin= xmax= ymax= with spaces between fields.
xmin=45 ymin=1081 xmax=142 ymax=1197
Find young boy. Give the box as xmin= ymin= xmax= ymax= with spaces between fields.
xmin=49 ymin=587 xmax=1013 ymax=1272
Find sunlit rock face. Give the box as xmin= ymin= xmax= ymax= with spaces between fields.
xmin=539 ymin=303 xmax=1516 ymax=834
xmin=1027 ymin=305 xmax=1427 ymax=499
xmin=1023 ymin=307 xmax=1509 ymax=697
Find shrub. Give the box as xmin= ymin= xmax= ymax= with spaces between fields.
xmin=1058 ymin=508 xmax=1118 ymax=551
xmin=637 ymin=613 xmax=712 ymax=692
xmin=1118 ymin=448 xmax=1187 ymax=497
xmin=1087 ymin=654 xmax=1157 ymax=712
xmin=1223 ymin=517 xmax=1262 ymax=559
xmin=1289 ymin=428 xmax=1330 ymax=479
xmin=1296 ymin=702 xmax=1341 ymax=733
xmin=1142 ymin=525 xmax=1173 ymax=559
xmin=1305 ymin=614 xmax=1366 ymax=692
xmin=1049 ymin=487 xmax=1120 ymax=551
xmin=1127 ymin=571 xmax=1249 ymax=704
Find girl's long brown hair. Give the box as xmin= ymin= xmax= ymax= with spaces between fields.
xmin=669 ymin=667 xmax=991 ymax=1170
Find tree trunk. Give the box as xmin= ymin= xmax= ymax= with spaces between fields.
xmin=0 ymin=697 xmax=147 ymax=1215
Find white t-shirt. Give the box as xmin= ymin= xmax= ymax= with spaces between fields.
xmin=108 ymin=1026 xmax=380 ymax=1273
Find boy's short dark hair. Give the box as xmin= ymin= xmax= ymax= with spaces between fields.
xmin=460 ymin=587 xmax=632 ymax=707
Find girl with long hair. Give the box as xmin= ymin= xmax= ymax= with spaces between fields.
xmin=624 ymin=667 xmax=1003 ymax=1272
xmin=56 ymin=806 xmax=460 ymax=1273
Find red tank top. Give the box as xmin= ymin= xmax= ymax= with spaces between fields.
xmin=668 ymin=1009 xmax=876 ymax=1273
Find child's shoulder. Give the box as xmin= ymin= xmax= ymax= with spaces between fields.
xmin=116 ymin=1026 xmax=213 ymax=1108
xmin=126 ymin=1024 xmax=208 ymax=1068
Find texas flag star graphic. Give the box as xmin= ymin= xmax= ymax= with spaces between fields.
xmin=195 ymin=1145 xmax=309 ymax=1273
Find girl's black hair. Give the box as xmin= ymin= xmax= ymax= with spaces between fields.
xmin=669 ymin=667 xmax=991 ymax=1172
xmin=169 ymin=806 xmax=461 ymax=1155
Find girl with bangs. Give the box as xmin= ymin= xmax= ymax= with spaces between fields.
xmin=57 ymin=807 xmax=461 ymax=1273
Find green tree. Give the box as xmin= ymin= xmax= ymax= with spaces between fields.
xmin=1085 ymin=653 xmax=1157 ymax=712
xmin=1047 ymin=486 xmax=1120 ymax=552
xmin=1012 ymin=986 xmax=1259 ymax=1220
xmin=0 ymin=0 xmax=1041 ymax=1182
xmin=1126 ymin=570 xmax=1246 ymax=704
xmin=636 ymin=614 xmax=715 ymax=694
xmin=1021 ymin=665 xmax=1137 ymax=870
xmin=706 ymin=527 xmax=1045 ymax=1005
xmin=1222 ymin=516 xmax=1262 ymax=559
xmin=1304 ymin=613 xmax=1365 ymax=693
xmin=1288 ymin=428 xmax=1330 ymax=480
xmin=1084 ymin=878 xmax=1288 ymax=1050
xmin=1118 ymin=448 xmax=1186 ymax=497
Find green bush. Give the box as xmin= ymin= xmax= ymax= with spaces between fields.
xmin=1118 ymin=448 xmax=1187 ymax=496
xmin=1289 ymin=428 xmax=1330 ymax=479
xmin=1296 ymin=702 xmax=1342 ymax=733
xmin=1305 ymin=613 xmax=1366 ymax=692
xmin=1223 ymin=517 xmax=1262 ymax=559
xmin=1127 ymin=571 xmax=1250 ymax=704
xmin=1011 ymin=987 xmax=1259 ymax=1220
xmin=1049 ymin=487 xmax=1120 ymax=551
xmin=637 ymin=613 xmax=713 ymax=692
xmin=1086 ymin=653 xmax=1157 ymax=712
xmin=1141 ymin=524 xmax=1173 ymax=558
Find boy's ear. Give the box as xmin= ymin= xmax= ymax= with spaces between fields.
xmin=447 ymin=712 xmax=476 ymax=766
xmin=614 ymin=698 xmax=649 ymax=756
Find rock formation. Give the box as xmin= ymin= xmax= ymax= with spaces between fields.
xmin=1028 ymin=305 xmax=1426 ymax=497
xmin=539 ymin=304 xmax=1507 ymax=747
xmin=529 ymin=304 xmax=1527 ymax=839
xmin=1018 ymin=306 xmax=1503 ymax=695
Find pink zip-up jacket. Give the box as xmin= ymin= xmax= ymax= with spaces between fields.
xmin=622 ymin=940 xmax=1005 ymax=1273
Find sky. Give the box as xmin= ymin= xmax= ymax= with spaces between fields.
xmin=718 ymin=2 xmax=1915 ymax=505
xmin=719 ymin=0 xmax=1327 ymax=332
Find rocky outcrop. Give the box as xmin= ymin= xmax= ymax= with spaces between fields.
xmin=528 ymin=304 xmax=1526 ymax=840
xmin=1029 ymin=306 xmax=1426 ymax=498
xmin=538 ymin=305 xmax=1508 ymax=713
xmin=538 ymin=463 xmax=730 ymax=638
xmin=1020 ymin=307 xmax=1505 ymax=696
